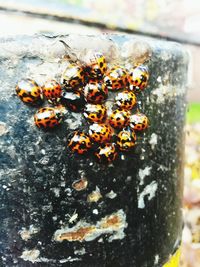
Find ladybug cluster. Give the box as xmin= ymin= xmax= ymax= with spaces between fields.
xmin=16 ymin=51 xmax=149 ymax=164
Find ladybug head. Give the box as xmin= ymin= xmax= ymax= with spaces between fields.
xmin=91 ymin=65 xmax=102 ymax=79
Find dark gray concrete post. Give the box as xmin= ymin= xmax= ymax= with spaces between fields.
xmin=0 ymin=34 xmax=188 ymax=266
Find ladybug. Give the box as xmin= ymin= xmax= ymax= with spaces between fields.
xmin=68 ymin=131 xmax=92 ymax=155
xmin=42 ymin=79 xmax=62 ymax=103
xmin=83 ymin=103 xmax=107 ymax=123
xmin=109 ymin=109 xmax=130 ymax=129
xmin=16 ymin=79 xmax=43 ymax=105
xmin=117 ymin=127 xmax=136 ymax=151
xmin=128 ymin=65 xmax=149 ymax=92
xmin=84 ymin=81 xmax=108 ymax=104
xmin=130 ymin=113 xmax=149 ymax=131
xmin=104 ymin=66 xmax=128 ymax=90
xmin=95 ymin=143 xmax=118 ymax=163
xmin=34 ymin=107 xmax=63 ymax=129
xmin=84 ymin=51 xmax=107 ymax=80
xmin=61 ymin=64 xmax=85 ymax=89
xmin=115 ymin=90 xmax=137 ymax=110
xmin=89 ymin=123 xmax=113 ymax=143
xmin=61 ymin=91 xmax=85 ymax=112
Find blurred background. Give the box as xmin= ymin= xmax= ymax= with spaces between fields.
xmin=0 ymin=0 xmax=199 ymax=266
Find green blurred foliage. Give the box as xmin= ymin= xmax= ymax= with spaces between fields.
xmin=187 ymin=103 xmax=200 ymax=124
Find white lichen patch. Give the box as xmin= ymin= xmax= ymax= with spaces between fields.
xmin=138 ymin=166 xmax=152 ymax=186
xmin=138 ymin=181 xmax=158 ymax=209
xmin=149 ymin=133 xmax=158 ymax=150
xmin=0 ymin=122 xmax=9 ymax=136
xmin=19 ymin=225 xmax=40 ymax=241
xmin=20 ymin=249 xmax=40 ymax=263
xmin=64 ymin=113 xmax=82 ymax=130
xmin=151 ymin=85 xmax=184 ymax=103
xmin=54 ymin=209 xmax=127 ymax=243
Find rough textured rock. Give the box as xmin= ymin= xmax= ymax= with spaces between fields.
xmin=0 ymin=34 xmax=188 ymax=266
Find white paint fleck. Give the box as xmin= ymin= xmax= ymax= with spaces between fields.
xmin=140 ymin=155 xmax=145 ymax=160
xmin=66 ymin=210 xmax=78 ymax=224
xmin=126 ymin=176 xmax=132 ymax=182
xmin=157 ymin=165 xmax=168 ymax=171
xmin=121 ymin=154 xmax=125 ymax=160
xmin=39 ymin=156 xmax=49 ymax=165
xmin=157 ymin=76 xmax=162 ymax=83
xmin=59 ymin=257 xmax=81 ymax=263
xmin=138 ymin=181 xmax=158 ymax=209
xmin=93 ymin=209 xmax=99 ymax=215
xmin=106 ymin=190 xmax=117 ymax=199
xmin=52 ymin=188 xmax=60 ymax=197
xmin=149 ymin=133 xmax=158 ymax=150
xmin=42 ymin=204 xmax=53 ymax=212
xmin=74 ymin=247 xmax=86 ymax=256
xmin=138 ymin=166 xmax=152 ymax=185
xmin=20 ymin=249 xmax=40 ymax=263
xmin=60 ymin=181 xmax=66 ymax=187
xmin=154 ymin=254 xmax=160 ymax=264
xmin=87 ymin=186 xmax=102 ymax=203
xmin=52 ymin=215 xmax=58 ymax=221
xmin=40 ymin=149 xmax=46 ymax=155
xmin=65 ymin=188 xmax=72 ymax=196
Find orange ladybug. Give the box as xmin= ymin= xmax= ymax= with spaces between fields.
xmin=130 ymin=113 xmax=149 ymax=131
xmin=89 ymin=123 xmax=113 ymax=143
xmin=117 ymin=127 xmax=136 ymax=151
xmin=83 ymin=103 xmax=107 ymax=123
xmin=109 ymin=109 xmax=130 ymax=129
xmin=95 ymin=143 xmax=118 ymax=163
xmin=16 ymin=79 xmax=43 ymax=105
xmin=128 ymin=65 xmax=149 ymax=92
xmin=61 ymin=64 xmax=85 ymax=89
xmin=34 ymin=107 xmax=63 ymax=129
xmin=42 ymin=79 xmax=62 ymax=104
xmin=115 ymin=90 xmax=137 ymax=110
xmin=104 ymin=66 xmax=128 ymax=90
xmin=84 ymin=81 xmax=108 ymax=104
xmin=84 ymin=51 xmax=107 ymax=80
xmin=61 ymin=91 xmax=85 ymax=112
xmin=68 ymin=131 xmax=92 ymax=155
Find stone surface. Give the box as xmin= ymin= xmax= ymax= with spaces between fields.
xmin=0 ymin=34 xmax=188 ymax=266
